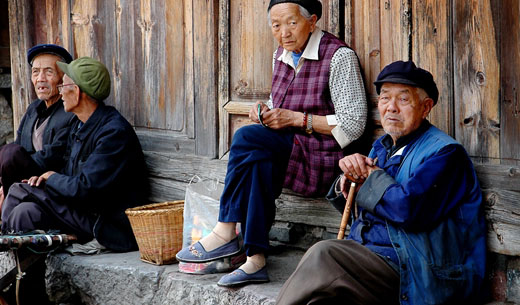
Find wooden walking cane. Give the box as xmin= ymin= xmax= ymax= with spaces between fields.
xmin=337 ymin=157 xmax=378 ymax=240
xmin=337 ymin=178 xmax=358 ymax=240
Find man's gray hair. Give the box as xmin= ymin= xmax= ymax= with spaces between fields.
xmin=267 ymin=4 xmax=313 ymax=26
xmin=416 ymin=87 xmax=429 ymax=102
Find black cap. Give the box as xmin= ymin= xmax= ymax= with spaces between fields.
xmin=27 ymin=44 xmax=73 ymax=66
xmin=374 ymin=60 xmax=439 ymax=105
xmin=268 ymin=0 xmax=322 ymax=20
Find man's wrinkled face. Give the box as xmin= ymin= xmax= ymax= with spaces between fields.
xmin=31 ymin=54 xmax=64 ymax=105
xmin=378 ymin=83 xmax=433 ymax=144
xmin=270 ymin=3 xmax=316 ymax=53
xmin=59 ymin=74 xmax=79 ymax=113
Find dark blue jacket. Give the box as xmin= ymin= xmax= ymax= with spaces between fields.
xmin=45 ymin=103 xmax=148 ymax=251
xmin=15 ymin=99 xmax=76 ymax=171
xmin=354 ymin=124 xmax=486 ymax=304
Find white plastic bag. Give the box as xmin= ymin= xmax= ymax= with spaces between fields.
xmin=182 ymin=176 xmax=223 ymax=247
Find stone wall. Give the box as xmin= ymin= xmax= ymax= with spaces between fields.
xmin=0 ymin=93 xmax=13 ymax=145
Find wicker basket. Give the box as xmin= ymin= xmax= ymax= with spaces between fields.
xmin=125 ymin=200 xmax=184 ymax=265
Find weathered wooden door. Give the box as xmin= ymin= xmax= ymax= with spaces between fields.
xmin=217 ymin=0 xmax=342 ymax=157
xmin=9 ymin=0 xmax=219 ymax=157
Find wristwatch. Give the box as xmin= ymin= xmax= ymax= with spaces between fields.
xmin=305 ymin=113 xmax=313 ymax=134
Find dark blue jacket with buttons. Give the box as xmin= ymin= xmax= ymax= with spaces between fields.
xmin=15 ymin=99 xmax=76 ymax=171
xmin=45 ymin=103 xmax=148 ymax=252
xmin=350 ymin=123 xmax=486 ymax=304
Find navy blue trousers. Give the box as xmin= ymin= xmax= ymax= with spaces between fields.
xmin=219 ymin=124 xmax=293 ymax=256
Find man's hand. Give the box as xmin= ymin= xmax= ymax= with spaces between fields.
xmin=248 ymin=101 xmax=270 ymax=123
xmin=338 ymin=154 xmax=380 ymax=197
xmin=339 ymin=154 xmax=379 ymax=180
xmin=23 ymin=171 xmax=56 ymax=188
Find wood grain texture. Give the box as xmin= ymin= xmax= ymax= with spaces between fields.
xmin=143 ymin=150 xmax=520 ymax=255
xmin=218 ymin=0 xmax=230 ymax=157
xmin=136 ymin=128 xmax=195 ymax=155
xmin=193 ymin=0 xmax=218 ymax=157
xmin=412 ymin=0 xmax=454 ymax=136
xmin=499 ymin=0 xmax=520 ymax=165
xmin=453 ymin=0 xmax=500 ymax=162
xmin=8 ymin=0 xmax=34 ymax=131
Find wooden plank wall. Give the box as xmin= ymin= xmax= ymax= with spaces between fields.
xmin=7 ymin=0 xmax=520 ymax=255
xmin=8 ymin=0 xmax=220 ymax=157
xmin=499 ymin=0 xmax=520 ymax=166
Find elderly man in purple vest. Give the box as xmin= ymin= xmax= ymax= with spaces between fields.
xmin=0 ymin=44 xmax=75 ymax=211
xmin=176 ymin=0 xmax=367 ymax=286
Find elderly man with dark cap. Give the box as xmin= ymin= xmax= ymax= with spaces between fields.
xmin=276 ymin=61 xmax=486 ymax=304
xmin=0 ymin=44 xmax=76 ymax=209
xmin=1 ymin=57 xmax=147 ymax=252
xmin=176 ymin=0 xmax=367 ymax=287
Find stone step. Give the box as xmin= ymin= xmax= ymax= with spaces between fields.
xmin=45 ymin=248 xmax=305 ymax=305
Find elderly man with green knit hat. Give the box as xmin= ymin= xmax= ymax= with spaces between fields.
xmin=2 ymin=57 xmax=148 ymax=252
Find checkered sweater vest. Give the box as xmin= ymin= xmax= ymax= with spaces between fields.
xmin=271 ymin=32 xmax=347 ymax=196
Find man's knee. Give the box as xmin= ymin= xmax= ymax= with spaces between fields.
xmin=3 ymin=201 xmax=43 ymax=232
xmin=0 ymin=143 xmax=26 ymax=164
xmin=305 ymin=240 xmax=339 ymax=260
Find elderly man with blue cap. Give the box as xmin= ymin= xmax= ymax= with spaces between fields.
xmin=276 ymin=61 xmax=486 ymax=305
xmin=2 ymin=57 xmax=147 ymax=252
xmin=0 ymin=44 xmax=76 ymax=210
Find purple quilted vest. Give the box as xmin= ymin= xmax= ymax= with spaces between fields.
xmin=271 ymin=31 xmax=347 ymax=196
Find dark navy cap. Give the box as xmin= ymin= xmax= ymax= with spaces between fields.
xmin=374 ymin=60 xmax=439 ymax=105
xmin=268 ymin=0 xmax=322 ymax=20
xmin=27 ymin=44 xmax=73 ymax=65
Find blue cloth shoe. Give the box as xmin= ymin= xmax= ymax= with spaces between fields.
xmin=175 ymin=238 xmax=241 ymax=263
xmin=217 ymin=266 xmax=270 ymax=287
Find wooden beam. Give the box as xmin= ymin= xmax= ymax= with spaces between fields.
xmin=193 ymin=0 xmax=218 ymax=157
xmin=144 ymin=151 xmax=520 ymax=255
xmin=453 ymin=0 xmax=500 ymax=162
xmin=499 ymin=0 xmax=520 ymax=165
xmin=8 ymin=0 xmax=34 ymax=131
xmin=218 ymin=0 xmax=230 ymax=158
xmin=412 ymin=0 xmax=454 ymax=136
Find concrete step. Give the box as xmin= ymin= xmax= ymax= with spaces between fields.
xmin=45 ymin=247 xmax=305 ymax=305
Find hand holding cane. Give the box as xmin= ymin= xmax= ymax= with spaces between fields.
xmin=337 ymin=157 xmax=378 ymax=240
xmin=337 ymin=175 xmax=363 ymax=240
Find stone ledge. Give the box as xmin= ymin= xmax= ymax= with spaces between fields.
xmin=46 ymin=248 xmax=304 ymax=305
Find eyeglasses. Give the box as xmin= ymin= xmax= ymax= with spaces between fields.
xmin=57 ymin=83 xmax=76 ymax=93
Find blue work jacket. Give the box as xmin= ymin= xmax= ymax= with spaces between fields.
xmin=15 ymin=99 xmax=76 ymax=171
xmin=45 ymin=103 xmax=148 ymax=251
xmin=352 ymin=123 xmax=486 ymax=304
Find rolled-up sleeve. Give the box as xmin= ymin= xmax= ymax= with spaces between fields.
xmin=329 ymin=48 xmax=367 ymax=148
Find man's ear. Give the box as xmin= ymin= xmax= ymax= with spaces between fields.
xmin=309 ymin=15 xmax=318 ymax=31
xmin=422 ymin=98 xmax=434 ymax=118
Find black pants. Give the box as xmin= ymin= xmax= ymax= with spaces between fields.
xmin=1 ymin=182 xmax=95 ymax=241
xmin=276 ymin=240 xmax=400 ymax=305
xmin=0 ymin=143 xmax=41 ymax=194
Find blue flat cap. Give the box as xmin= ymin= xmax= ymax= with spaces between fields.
xmin=27 ymin=44 xmax=73 ymax=65
xmin=374 ymin=60 xmax=439 ymax=105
